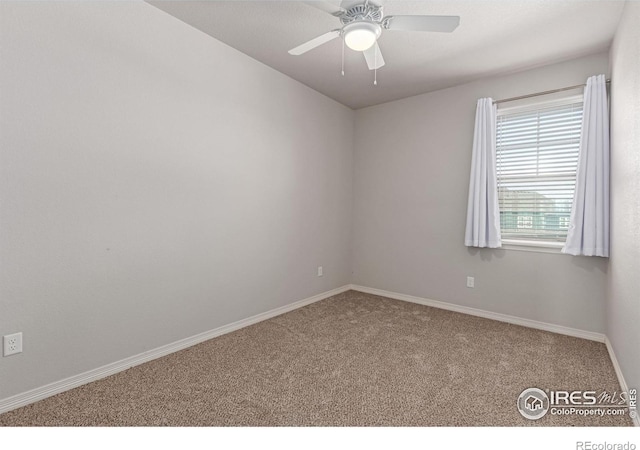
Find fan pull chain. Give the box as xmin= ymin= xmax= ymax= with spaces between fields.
xmin=341 ymin=37 xmax=345 ymax=76
xmin=374 ymin=45 xmax=378 ymax=86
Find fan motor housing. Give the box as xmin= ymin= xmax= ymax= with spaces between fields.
xmin=340 ymin=3 xmax=384 ymax=24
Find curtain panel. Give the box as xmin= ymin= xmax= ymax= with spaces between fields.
xmin=464 ymin=98 xmax=502 ymax=248
xmin=563 ymin=74 xmax=610 ymax=257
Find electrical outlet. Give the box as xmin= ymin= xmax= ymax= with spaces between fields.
xmin=317 ymin=266 xmax=323 ymax=277
xmin=466 ymin=276 xmax=475 ymax=288
xmin=3 ymin=332 xmax=23 ymax=357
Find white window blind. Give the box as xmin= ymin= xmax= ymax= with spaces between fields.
xmin=496 ymin=97 xmax=583 ymax=243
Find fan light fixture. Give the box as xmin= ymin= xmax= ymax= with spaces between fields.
xmin=343 ymin=22 xmax=381 ymax=51
xmin=287 ymin=1 xmax=461 ymax=84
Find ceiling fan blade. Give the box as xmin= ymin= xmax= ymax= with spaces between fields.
xmin=288 ymin=30 xmax=341 ymax=56
xmin=363 ymin=42 xmax=385 ymax=70
xmin=302 ymin=1 xmax=346 ymax=16
xmin=385 ymin=15 xmax=460 ymax=33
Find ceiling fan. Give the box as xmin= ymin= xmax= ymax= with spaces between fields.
xmin=288 ymin=0 xmax=460 ymax=75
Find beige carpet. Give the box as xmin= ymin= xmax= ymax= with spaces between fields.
xmin=0 ymin=290 xmax=631 ymax=426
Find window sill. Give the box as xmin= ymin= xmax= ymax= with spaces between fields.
xmin=501 ymin=239 xmax=564 ymax=254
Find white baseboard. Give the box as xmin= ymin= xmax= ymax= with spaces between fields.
xmin=0 ymin=285 xmax=351 ymax=415
xmin=349 ymin=284 xmax=606 ymax=343
xmin=605 ymin=337 xmax=640 ymax=427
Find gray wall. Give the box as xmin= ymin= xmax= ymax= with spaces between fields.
xmin=0 ymin=2 xmax=354 ymax=399
xmin=352 ymin=53 xmax=610 ymax=333
xmin=608 ymin=1 xmax=640 ymax=393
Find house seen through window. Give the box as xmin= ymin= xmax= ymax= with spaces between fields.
xmin=496 ymin=96 xmax=583 ymax=244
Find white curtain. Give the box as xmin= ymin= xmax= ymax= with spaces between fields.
xmin=563 ymin=75 xmax=610 ymax=257
xmin=465 ymin=98 xmax=501 ymax=248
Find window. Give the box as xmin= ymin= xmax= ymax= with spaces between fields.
xmin=496 ymin=96 xmax=582 ymax=244
xmin=558 ymin=217 xmax=570 ymax=229
xmin=516 ymin=215 xmax=533 ymax=229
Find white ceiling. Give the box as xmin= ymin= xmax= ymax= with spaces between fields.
xmin=149 ymin=0 xmax=624 ymax=109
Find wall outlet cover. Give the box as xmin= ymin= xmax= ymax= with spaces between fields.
xmin=3 ymin=332 xmax=23 ymax=357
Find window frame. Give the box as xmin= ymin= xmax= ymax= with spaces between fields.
xmin=496 ymin=94 xmax=584 ymax=253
